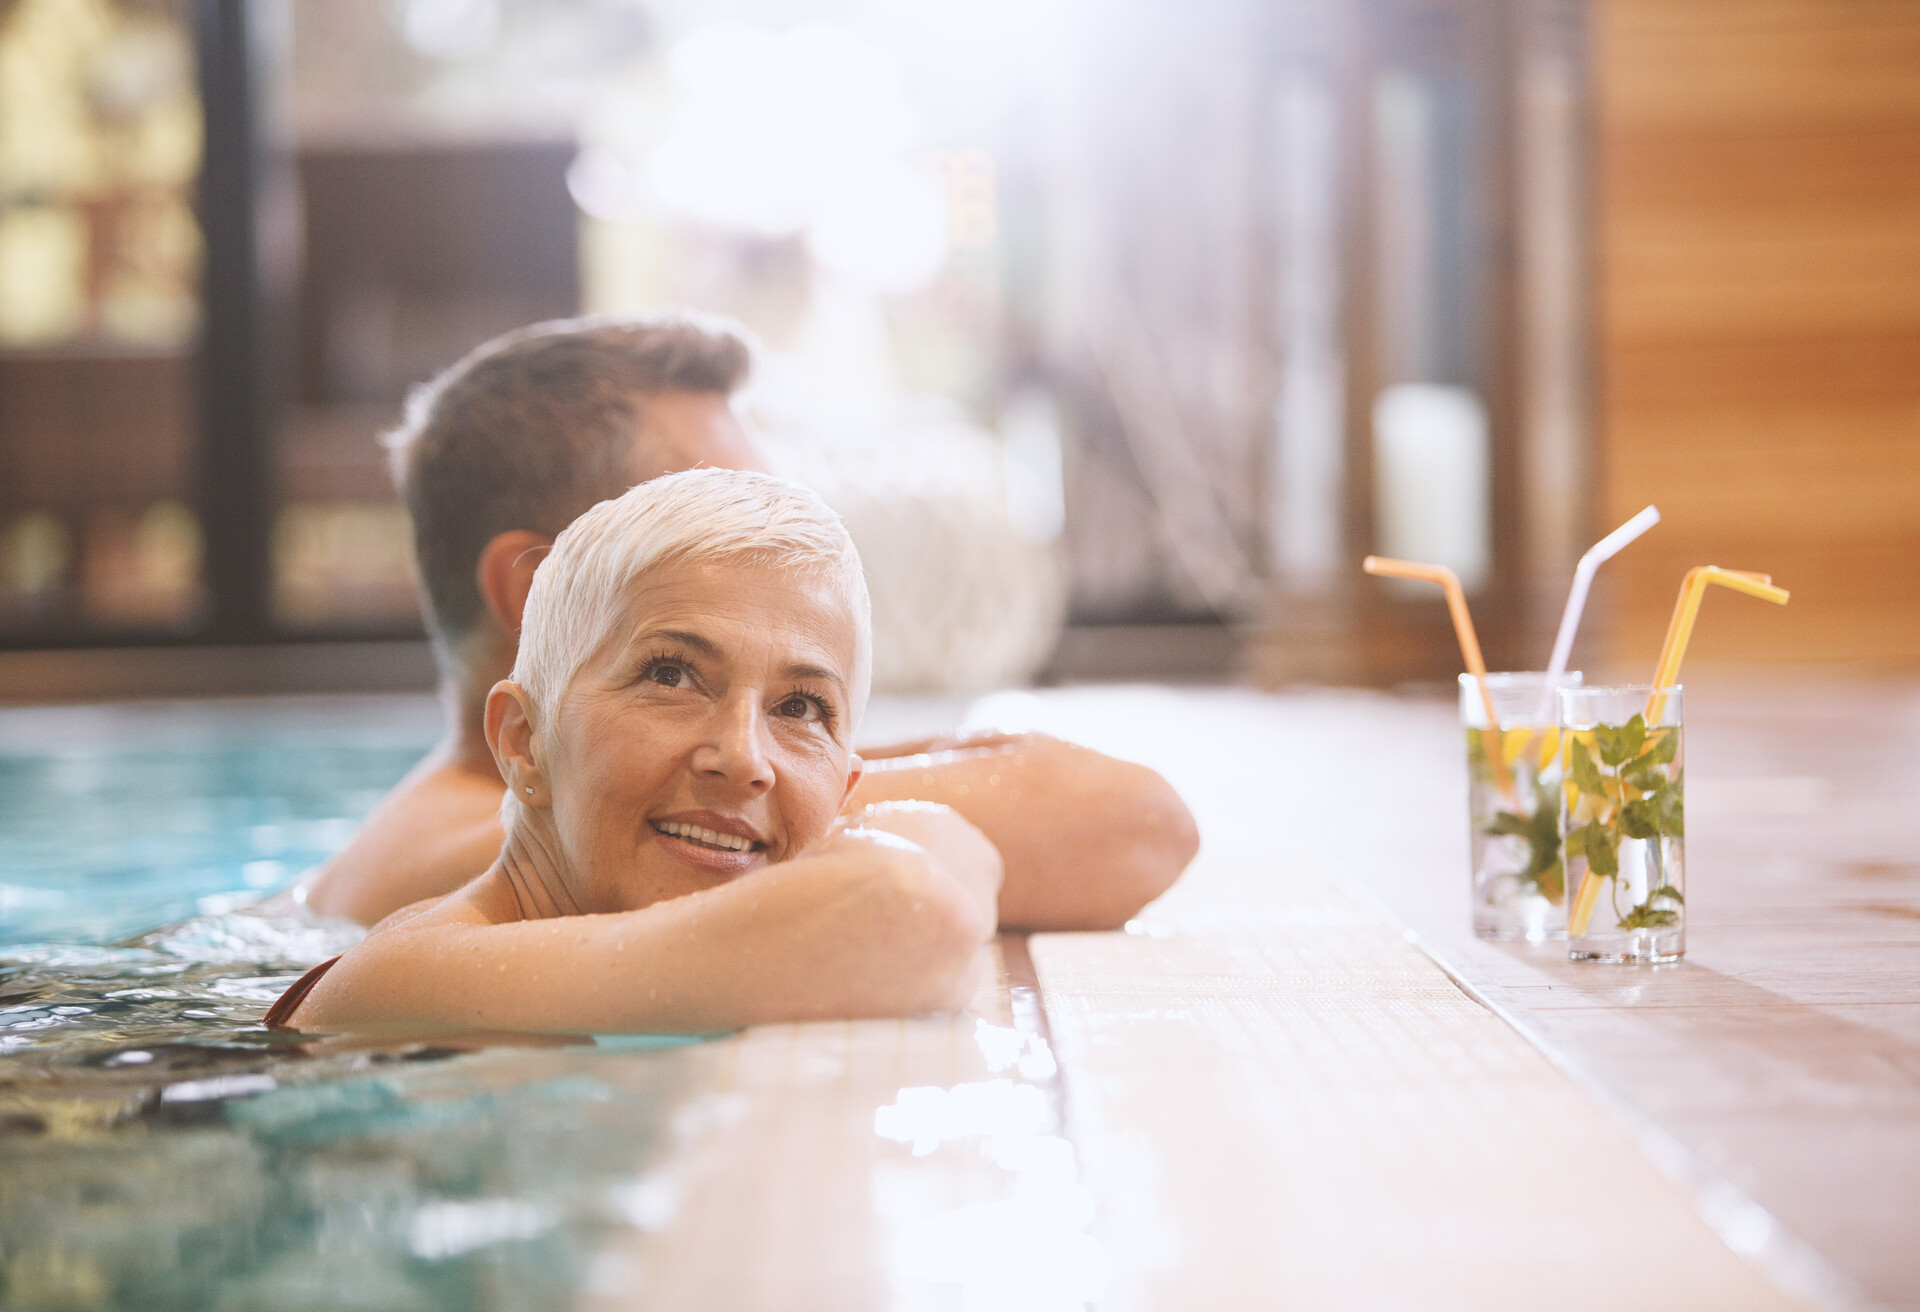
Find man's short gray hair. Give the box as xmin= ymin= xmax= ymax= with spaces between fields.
xmin=511 ymin=467 xmax=872 ymax=736
xmin=387 ymin=312 xmax=755 ymax=663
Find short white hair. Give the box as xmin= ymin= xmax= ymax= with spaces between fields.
xmin=511 ymin=467 xmax=872 ymax=730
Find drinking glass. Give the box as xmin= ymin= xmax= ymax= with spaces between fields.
xmin=1558 ymin=684 xmax=1685 ymax=962
xmin=1461 ymin=672 xmax=1582 ymax=941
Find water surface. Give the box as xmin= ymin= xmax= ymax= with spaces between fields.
xmin=0 ymin=703 xmax=698 ymax=1311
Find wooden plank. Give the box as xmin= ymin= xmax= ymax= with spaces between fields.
xmin=1030 ymin=918 xmax=1801 ymax=1311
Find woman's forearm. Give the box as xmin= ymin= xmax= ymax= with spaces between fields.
xmin=293 ymin=828 xmax=995 ymax=1035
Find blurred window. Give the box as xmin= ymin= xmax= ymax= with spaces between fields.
xmin=0 ymin=0 xmax=206 ymax=640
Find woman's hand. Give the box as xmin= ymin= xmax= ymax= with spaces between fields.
xmin=848 ymin=732 xmax=1197 ymax=930
xmin=837 ymin=800 xmax=1002 ymax=927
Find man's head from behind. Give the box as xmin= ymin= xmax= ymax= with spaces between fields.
xmin=388 ymin=312 xmax=764 ymax=682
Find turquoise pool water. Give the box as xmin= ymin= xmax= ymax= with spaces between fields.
xmin=0 ymin=701 xmax=700 ymax=1311
xmin=0 ymin=741 xmax=415 ymax=947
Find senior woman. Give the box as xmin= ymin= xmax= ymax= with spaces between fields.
xmin=269 ymin=469 xmax=1000 ymax=1034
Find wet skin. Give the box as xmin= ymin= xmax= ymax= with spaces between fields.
xmin=284 ymin=559 xmax=1002 ymax=1035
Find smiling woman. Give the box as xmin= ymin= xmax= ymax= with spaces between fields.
xmin=270 ymin=468 xmax=1002 ymax=1035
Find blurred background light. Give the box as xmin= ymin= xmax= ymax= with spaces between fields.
xmin=641 ymin=21 xmax=948 ymax=291
xmin=1372 ymin=384 xmax=1491 ymax=595
xmin=390 ymin=0 xmax=504 ymax=62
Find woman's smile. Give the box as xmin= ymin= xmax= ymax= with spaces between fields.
xmin=649 ymin=809 xmax=770 ymax=873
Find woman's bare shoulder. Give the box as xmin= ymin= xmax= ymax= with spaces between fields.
xmin=363 ymin=867 xmax=522 ymax=938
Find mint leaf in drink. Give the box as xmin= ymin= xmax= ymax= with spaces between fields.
xmin=1518 ymin=784 xmax=1563 ymax=890
xmin=1596 ymin=715 xmax=1646 ymax=767
xmin=1644 ymin=729 xmax=1678 ymax=766
xmin=1624 ymin=766 xmax=1665 ymax=797
xmin=1564 ymin=824 xmax=1586 ymax=858
xmin=1617 ymin=904 xmax=1679 ymax=930
xmin=1657 ymin=778 xmax=1685 ymax=837
xmin=1620 ymin=799 xmax=1661 ymax=840
xmin=1583 ymin=819 xmax=1618 ymax=878
xmin=1569 ymin=738 xmax=1607 ymax=798
xmin=1484 ymin=812 xmax=1531 ymax=837
xmin=1649 ymin=884 xmax=1685 ymax=906
xmin=1534 ymin=857 xmax=1565 ymax=903
xmin=1592 ymin=723 xmax=1620 ymax=764
xmin=1622 ymin=714 xmax=1647 ymax=758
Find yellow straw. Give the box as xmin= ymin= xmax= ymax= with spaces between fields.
xmin=1362 ymin=556 xmax=1511 ymax=794
xmin=1568 ymin=863 xmax=1605 ymax=939
xmin=1645 ymin=566 xmax=1789 ymax=721
xmin=1567 ymin=564 xmax=1789 ymax=936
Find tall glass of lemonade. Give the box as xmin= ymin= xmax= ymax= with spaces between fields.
xmin=1462 ymin=672 xmax=1582 ymax=941
xmin=1558 ymin=684 xmax=1685 ymax=962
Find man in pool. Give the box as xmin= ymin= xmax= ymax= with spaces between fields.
xmin=272 ymin=471 xmax=1001 ymax=1032
xmin=298 ymin=313 xmax=1196 ymax=931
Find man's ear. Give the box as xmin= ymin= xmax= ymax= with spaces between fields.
xmin=486 ymin=680 xmax=549 ymax=806
xmin=475 ymin=531 xmax=553 ymax=635
xmin=839 ymin=752 xmax=865 ymax=814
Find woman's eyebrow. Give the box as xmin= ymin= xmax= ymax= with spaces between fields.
xmin=783 ymin=662 xmax=845 ymax=691
xmin=641 ymin=629 xmax=721 ymax=658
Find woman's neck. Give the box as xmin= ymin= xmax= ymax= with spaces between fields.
xmin=496 ymin=808 xmax=581 ymax=920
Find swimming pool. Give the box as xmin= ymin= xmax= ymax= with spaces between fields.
xmin=0 ymin=692 xmax=1071 ymax=1311
xmin=0 ymin=698 xmax=716 ymax=1311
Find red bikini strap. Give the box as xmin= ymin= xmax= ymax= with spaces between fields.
xmin=263 ymin=954 xmax=343 ymax=1030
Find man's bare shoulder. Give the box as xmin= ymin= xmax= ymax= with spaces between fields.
xmin=300 ymin=756 xmax=508 ymax=925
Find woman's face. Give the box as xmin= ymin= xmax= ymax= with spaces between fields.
xmin=535 ymin=557 xmax=864 ymax=913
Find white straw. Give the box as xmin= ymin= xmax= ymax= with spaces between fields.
xmin=1533 ymin=505 xmax=1662 ymax=722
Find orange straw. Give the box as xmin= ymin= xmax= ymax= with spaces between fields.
xmin=1567 ymin=564 xmax=1789 ymax=936
xmin=1363 ymin=555 xmax=1511 ymax=793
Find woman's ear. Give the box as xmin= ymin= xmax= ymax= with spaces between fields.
xmin=839 ymin=752 xmax=865 ymax=814
xmin=486 ymin=680 xmax=550 ymax=807
xmin=475 ymin=531 xmax=553 ymax=635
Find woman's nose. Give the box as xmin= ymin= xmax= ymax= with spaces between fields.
xmin=693 ymin=695 xmax=775 ymax=791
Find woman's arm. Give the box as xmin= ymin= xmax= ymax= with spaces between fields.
xmin=849 ymin=733 xmax=1198 ymax=931
xmin=286 ymin=803 xmax=1000 ymax=1035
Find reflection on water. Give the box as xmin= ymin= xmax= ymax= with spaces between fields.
xmin=0 ymin=905 xmax=704 ymax=1311
xmin=0 ymin=733 xmax=701 ymax=1311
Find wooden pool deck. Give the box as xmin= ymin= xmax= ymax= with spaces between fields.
xmin=571 ymin=678 xmax=1915 ymax=1310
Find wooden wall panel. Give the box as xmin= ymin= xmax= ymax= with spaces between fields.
xmin=1596 ymin=0 xmax=1920 ymax=669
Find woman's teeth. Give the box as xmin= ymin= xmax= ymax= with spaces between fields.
xmin=654 ymin=821 xmax=757 ymax=853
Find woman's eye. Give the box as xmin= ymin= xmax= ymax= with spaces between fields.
xmin=778 ymin=695 xmax=822 ymax=721
xmin=645 ymin=661 xmax=688 ymax=688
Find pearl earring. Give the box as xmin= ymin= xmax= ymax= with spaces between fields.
xmin=524 ymin=786 xmax=534 ymax=795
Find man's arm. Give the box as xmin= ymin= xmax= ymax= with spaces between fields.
xmin=849 ymin=733 xmax=1198 ymax=931
xmin=286 ymin=803 xmax=1000 ymax=1035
